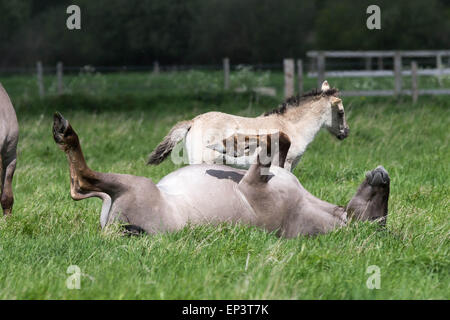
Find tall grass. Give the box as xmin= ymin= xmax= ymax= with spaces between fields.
xmin=0 ymin=72 xmax=448 ymax=299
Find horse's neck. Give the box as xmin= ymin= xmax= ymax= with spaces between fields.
xmin=282 ymin=100 xmax=329 ymax=151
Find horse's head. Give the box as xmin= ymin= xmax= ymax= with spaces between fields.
xmin=321 ymin=81 xmax=349 ymax=140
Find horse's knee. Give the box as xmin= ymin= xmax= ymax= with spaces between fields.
xmin=69 ymin=178 xmax=88 ymax=200
xmin=78 ymin=179 xmax=92 ymax=192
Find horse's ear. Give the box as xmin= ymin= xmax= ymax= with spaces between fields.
xmin=330 ymin=96 xmax=342 ymax=106
xmin=321 ymin=80 xmax=330 ymax=92
xmin=330 ymin=96 xmax=344 ymax=111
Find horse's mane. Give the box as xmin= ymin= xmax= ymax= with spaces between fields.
xmin=263 ymin=88 xmax=339 ymax=116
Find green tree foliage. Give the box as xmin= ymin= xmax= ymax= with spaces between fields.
xmin=188 ymin=0 xmax=316 ymax=64
xmin=0 ymin=0 xmax=448 ymax=67
xmin=315 ymin=0 xmax=450 ymax=50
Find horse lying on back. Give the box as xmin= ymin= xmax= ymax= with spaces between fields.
xmin=147 ymin=80 xmax=349 ymax=172
xmin=54 ymin=113 xmax=388 ymax=238
xmin=0 ymin=83 xmax=18 ymax=216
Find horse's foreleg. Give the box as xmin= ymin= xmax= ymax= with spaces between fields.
xmin=1 ymin=158 xmax=16 ymax=216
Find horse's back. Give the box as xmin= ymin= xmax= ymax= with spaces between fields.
xmin=192 ymin=111 xmax=243 ymax=129
xmin=192 ymin=111 xmax=278 ymax=130
xmin=186 ymin=110 xmax=282 ymax=165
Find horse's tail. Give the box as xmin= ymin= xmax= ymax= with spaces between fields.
xmin=147 ymin=120 xmax=193 ymax=165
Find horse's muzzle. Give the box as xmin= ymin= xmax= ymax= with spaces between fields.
xmin=337 ymin=127 xmax=349 ymax=140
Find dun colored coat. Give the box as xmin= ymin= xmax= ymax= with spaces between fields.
xmin=54 ymin=113 xmax=388 ymax=238
xmin=148 ymin=81 xmax=349 ymax=171
xmin=0 ymin=83 xmax=18 ymax=216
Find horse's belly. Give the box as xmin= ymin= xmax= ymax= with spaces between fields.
xmin=157 ymin=164 xmax=255 ymax=224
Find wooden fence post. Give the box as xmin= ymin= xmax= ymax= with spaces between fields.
xmin=377 ymin=56 xmax=383 ymax=70
xmin=283 ymin=58 xmax=294 ymax=98
xmin=57 ymin=62 xmax=63 ymax=95
xmin=223 ymin=57 xmax=230 ymax=90
xmin=317 ymin=51 xmax=325 ymax=88
xmin=411 ymin=61 xmax=418 ymax=104
xmin=394 ymin=51 xmax=402 ymax=96
xmin=153 ymin=61 xmax=160 ymax=74
xmin=365 ymin=57 xmax=372 ymax=70
xmin=37 ymin=61 xmax=44 ymax=98
xmin=297 ymin=59 xmax=303 ymax=95
xmin=309 ymin=56 xmax=316 ymax=73
xmin=436 ymin=53 xmax=443 ymax=87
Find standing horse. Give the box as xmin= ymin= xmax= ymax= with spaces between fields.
xmin=0 ymin=84 xmax=18 ymax=216
xmin=54 ymin=113 xmax=388 ymax=238
xmin=148 ymin=81 xmax=349 ymax=171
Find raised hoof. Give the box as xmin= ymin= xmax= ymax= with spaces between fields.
xmin=53 ymin=112 xmax=70 ymax=143
xmin=365 ymin=165 xmax=390 ymax=187
xmin=123 ymin=224 xmax=146 ymax=236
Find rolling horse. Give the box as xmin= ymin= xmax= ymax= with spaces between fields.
xmin=53 ymin=113 xmax=389 ymax=238
xmin=147 ymin=80 xmax=349 ymax=172
xmin=0 ymin=84 xmax=18 ymax=216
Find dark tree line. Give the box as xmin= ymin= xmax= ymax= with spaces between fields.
xmin=0 ymin=0 xmax=449 ymax=67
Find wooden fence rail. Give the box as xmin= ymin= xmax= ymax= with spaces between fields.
xmin=307 ymin=69 xmax=450 ymax=77
xmin=32 ymin=54 xmax=449 ymax=102
xmin=306 ymin=50 xmax=450 ymax=102
xmin=307 ymin=50 xmax=450 ymax=58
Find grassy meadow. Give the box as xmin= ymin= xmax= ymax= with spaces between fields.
xmin=0 ymin=69 xmax=449 ymax=299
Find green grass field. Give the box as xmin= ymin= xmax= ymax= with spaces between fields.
xmin=0 ymin=71 xmax=449 ymax=299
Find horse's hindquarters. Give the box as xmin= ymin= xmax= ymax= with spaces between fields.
xmin=186 ymin=113 xmax=281 ymax=167
xmin=0 ymin=85 xmax=19 ymax=216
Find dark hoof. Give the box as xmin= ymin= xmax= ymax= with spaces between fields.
xmin=365 ymin=165 xmax=390 ymax=186
xmin=123 ymin=224 xmax=146 ymax=236
xmin=53 ymin=112 xmax=69 ymax=143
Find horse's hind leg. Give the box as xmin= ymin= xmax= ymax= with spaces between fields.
xmin=53 ymin=112 xmax=127 ymax=199
xmin=1 ymin=158 xmax=16 ymax=216
xmin=346 ymin=166 xmax=390 ymax=225
xmin=0 ymin=156 xmax=3 ymax=212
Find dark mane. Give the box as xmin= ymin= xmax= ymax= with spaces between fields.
xmin=263 ymin=88 xmax=339 ymax=116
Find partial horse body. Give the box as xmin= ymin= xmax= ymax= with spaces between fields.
xmin=0 ymin=83 xmax=18 ymax=216
xmin=148 ymin=81 xmax=349 ymax=172
xmin=54 ymin=113 xmax=388 ymax=238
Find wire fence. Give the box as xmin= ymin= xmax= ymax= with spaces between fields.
xmin=1 ymin=56 xmax=448 ymax=75
xmin=1 ymin=52 xmax=450 ymax=103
